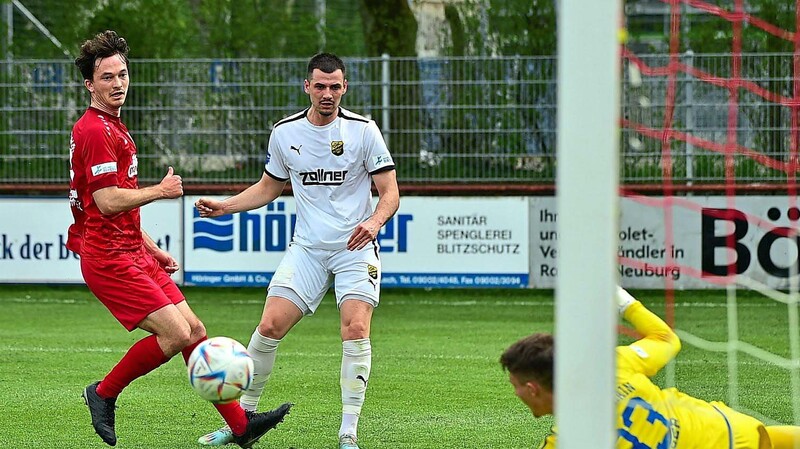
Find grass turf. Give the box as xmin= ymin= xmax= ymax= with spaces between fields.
xmin=0 ymin=286 xmax=796 ymax=448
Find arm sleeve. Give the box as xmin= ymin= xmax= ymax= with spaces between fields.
xmin=363 ymin=121 xmax=395 ymax=174
xmin=617 ymin=301 xmax=681 ymax=378
xmin=264 ymin=131 xmax=289 ymax=181
xmin=82 ymin=124 xmax=120 ymax=194
xmin=537 ymin=428 xmax=557 ymax=449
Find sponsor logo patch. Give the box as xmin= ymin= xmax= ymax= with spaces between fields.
xmin=299 ymin=169 xmax=347 ymax=186
xmin=630 ymin=344 xmax=650 ymax=359
xmin=91 ymin=162 xmax=117 ymax=177
xmin=373 ymin=154 xmax=392 ymax=167
xmin=128 ymin=154 xmax=138 ymax=178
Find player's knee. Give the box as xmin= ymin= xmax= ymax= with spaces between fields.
xmin=257 ymin=320 xmax=288 ymax=340
xmin=342 ymin=321 xmax=370 ymax=340
xmin=190 ymin=320 xmax=207 ymax=342
xmin=162 ymin=325 xmax=193 ymax=355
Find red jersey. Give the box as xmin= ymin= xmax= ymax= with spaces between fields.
xmin=67 ymin=107 xmax=141 ymax=257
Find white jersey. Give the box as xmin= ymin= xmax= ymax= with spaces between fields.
xmin=264 ymin=107 xmax=395 ymax=250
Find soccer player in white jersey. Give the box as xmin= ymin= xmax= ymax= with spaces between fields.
xmin=194 ymin=53 xmax=399 ymax=449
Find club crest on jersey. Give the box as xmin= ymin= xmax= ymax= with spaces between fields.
xmin=367 ymin=264 xmax=378 ymax=280
xmin=331 ymin=140 xmax=344 ymax=156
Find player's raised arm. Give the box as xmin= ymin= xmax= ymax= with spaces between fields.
xmin=195 ymin=172 xmax=286 ymax=217
xmin=93 ymin=166 xmax=183 ymax=215
xmin=617 ymin=287 xmax=681 ymax=377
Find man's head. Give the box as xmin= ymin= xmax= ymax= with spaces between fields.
xmin=304 ymin=53 xmax=347 ymax=122
xmin=74 ymin=30 xmax=130 ymax=114
xmin=500 ymin=333 xmax=555 ymax=417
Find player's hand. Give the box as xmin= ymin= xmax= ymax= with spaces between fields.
xmin=154 ymin=249 xmax=180 ymax=275
xmin=159 ymin=166 xmax=183 ymax=199
xmin=195 ymin=197 xmax=226 ymax=218
xmin=617 ymin=286 xmax=637 ymax=314
xmin=347 ymin=217 xmax=380 ymax=251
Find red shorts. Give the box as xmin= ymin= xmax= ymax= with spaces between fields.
xmin=81 ymin=246 xmax=185 ymax=331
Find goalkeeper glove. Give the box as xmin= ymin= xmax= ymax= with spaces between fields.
xmin=617 ymin=286 xmax=637 ymax=314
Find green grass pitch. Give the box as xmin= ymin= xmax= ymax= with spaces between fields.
xmin=0 ymin=285 xmax=797 ymax=448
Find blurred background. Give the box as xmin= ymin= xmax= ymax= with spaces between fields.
xmin=1 ymin=0 xmax=795 ymax=189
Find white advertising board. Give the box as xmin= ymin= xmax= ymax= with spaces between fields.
xmin=18 ymin=194 xmax=798 ymax=290
xmin=0 ymin=198 xmax=183 ymax=283
xmin=184 ymin=196 xmax=530 ymax=288
xmin=531 ymin=196 xmax=800 ymax=289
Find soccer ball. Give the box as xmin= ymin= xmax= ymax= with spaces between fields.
xmin=188 ymin=336 xmax=254 ymax=404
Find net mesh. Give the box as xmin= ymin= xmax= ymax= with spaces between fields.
xmin=622 ymin=0 xmax=800 ymax=425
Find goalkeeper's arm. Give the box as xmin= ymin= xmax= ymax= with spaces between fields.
xmin=617 ymin=287 xmax=681 ymax=377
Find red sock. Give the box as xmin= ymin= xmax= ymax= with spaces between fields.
xmin=96 ymin=335 xmax=169 ymax=399
xmin=181 ymin=335 xmax=207 ymax=364
xmin=215 ymin=402 xmax=248 ymax=434
xmin=182 ymin=335 xmax=247 ymax=434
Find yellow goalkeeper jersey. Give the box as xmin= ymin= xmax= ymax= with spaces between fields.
xmin=538 ymin=301 xmax=766 ymax=449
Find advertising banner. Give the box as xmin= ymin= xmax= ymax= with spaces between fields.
xmin=0 ymin=198 xmax=182 ymax=283
xmin=531 ymin=196 xmax=800 ymax=289
xmin=16 ymin=194 xmax=799 ymax=290
xmin=184 ymin=196 xmax=530 ymax=288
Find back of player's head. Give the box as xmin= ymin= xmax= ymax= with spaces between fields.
xmin=307 ymin=53 xmax=346 ymax=79
xmin=500 ymin=333 xmax=554 ymax=390
xmin=75 ymin=30 xmax=130 ymax=81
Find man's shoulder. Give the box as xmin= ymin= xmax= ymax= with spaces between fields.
xmin=74 ymin=110 xmax=113 ymax=135
xmin=273 ymin=109 xmax=308 ymax=130
xmin=338 ymin=108 xmax=371 ymax=124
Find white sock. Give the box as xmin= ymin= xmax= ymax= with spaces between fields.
xmin=339 ymin=338 xmax=371 ymax=438
xmin=239 ymin=329 xmax=280 ymax=411
xmin=340 ymin=413 xmax=359 ymax=439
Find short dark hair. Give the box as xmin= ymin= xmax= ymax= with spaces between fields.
xmin=75 ymin=30 xmax=129 ymax=81
xmin=500 ymin=333 xmax=555 ymax=390
xmin=307 ymin=52 xmax=346 ymax=79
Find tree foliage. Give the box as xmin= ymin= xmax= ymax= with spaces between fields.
xmin=458 ymin=0 xmax=556 ymax=56
xmin=2 ymin=0 xmax=558 ymax=59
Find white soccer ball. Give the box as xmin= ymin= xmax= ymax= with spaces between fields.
xmin=188 ymin=336 xmax=254 ymax=404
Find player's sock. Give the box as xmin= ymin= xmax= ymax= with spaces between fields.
xmin=181 ymin=335 xmax=207 ymax=363
xmin=765 ymin=426 xmax=800 ymax=449
xmin=239 ymin=329 xmax=281 ymax=412
xmin=339 ymin=338 xmax=371 ymax=438
xmin=96 ymin=334 xmax=168 ymax=398
xmin=340 ymin=414 xmax=359 ymax=440
xmin=214 ymin=402 xmax=247 ymax=435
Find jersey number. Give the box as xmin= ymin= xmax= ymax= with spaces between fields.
xmin=618 ymin=397 xmax=671 ymax=449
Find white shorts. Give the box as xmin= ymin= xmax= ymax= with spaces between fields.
xmin=267 ymin=242 xmax=381 ymax=315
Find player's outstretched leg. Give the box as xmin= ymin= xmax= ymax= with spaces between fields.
xmin=82 ymin=381 xmax=118 ymax=446
xmin=231 ymin=402 xmax=293 ymax=449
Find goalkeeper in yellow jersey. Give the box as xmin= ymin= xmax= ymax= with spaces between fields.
xmin=500 ymin=287 xmax=800 ymax=449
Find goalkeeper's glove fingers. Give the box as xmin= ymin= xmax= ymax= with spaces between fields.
xmin=617 ymin=286 xmax=637 ymax=314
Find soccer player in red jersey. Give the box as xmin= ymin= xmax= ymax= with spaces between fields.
xmin=68 ymin=30 xmax=291 ymax=447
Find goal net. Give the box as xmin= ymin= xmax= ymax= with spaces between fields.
xmin=622 ymin=0 xmax=800 ymax=426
